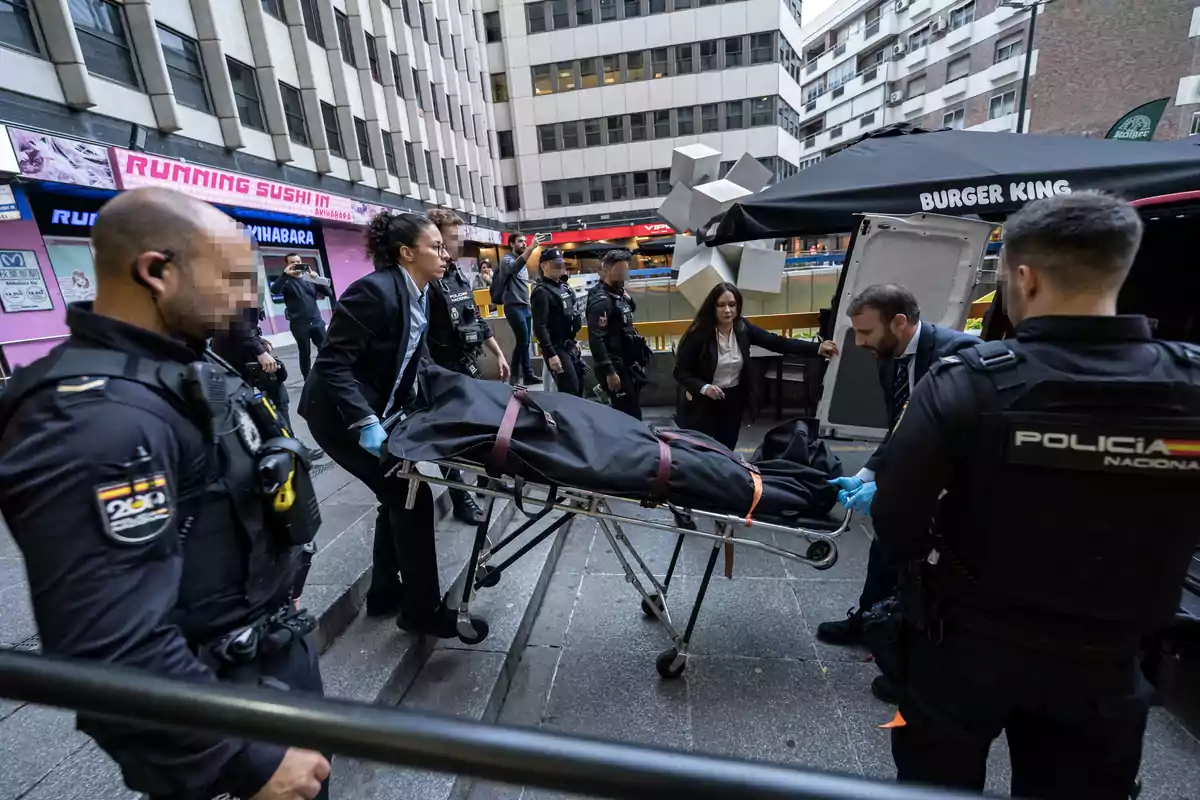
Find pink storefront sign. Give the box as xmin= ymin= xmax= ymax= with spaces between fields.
xmin=111 ymin=148 xmax=388 ymax=226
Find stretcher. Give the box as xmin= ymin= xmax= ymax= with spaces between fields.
xmin=387 ymin=458 xmax=852 ymax=678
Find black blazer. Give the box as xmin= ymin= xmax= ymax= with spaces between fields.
xmin=674 ymin=319 xmax=822 ymax=415
xmin=298 ymin=267 xmax=427 ymax=428
xmin=864 ymin=322 xmax=978 ymax=473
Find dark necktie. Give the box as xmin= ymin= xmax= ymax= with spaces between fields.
xmin=892 ymin=355 xmax=912 ymax=429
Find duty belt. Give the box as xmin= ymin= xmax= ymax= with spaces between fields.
xmin=202 ymin=604 xmax=316 ymax=670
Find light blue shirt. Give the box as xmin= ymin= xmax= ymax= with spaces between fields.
xmin=381 ymin=268 xmax=428 ymax=421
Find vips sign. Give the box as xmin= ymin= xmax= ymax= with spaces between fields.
xmin=112 ymin=148 xmax=387 ymax=226
xmin=919 ymin=179 xmax=1071 ymax=212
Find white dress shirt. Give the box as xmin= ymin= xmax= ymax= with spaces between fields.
xmin=708 ymin=328 xmax=743 ymax=390
xmin=856 ymin=320 xmax=922 ymax=483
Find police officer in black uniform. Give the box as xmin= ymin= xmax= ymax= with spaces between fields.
xmin=0 ymin=188 xmax=331 ymax=800
xmin=531 ymin=248 xmax=585 ymax=396
xmin=425 ymin=209 xmax=511 ymax=521
xmin=587 ymin=249 xmax=650 ymax=419
xmin=872 ymin=191 xmax=1200 ymax=800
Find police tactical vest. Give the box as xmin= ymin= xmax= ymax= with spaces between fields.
xmin=931 ymin=338 xmax=1200 ymax=656
xmin=430 ymin=272 xmax=485 ymax=375
xmin=536 ymin=279 xmax=580 ymax=343
xmin=588 ymin=285 xmax=644 ymax=364
xmin=0 ymin=345 xmax=318 ymax=643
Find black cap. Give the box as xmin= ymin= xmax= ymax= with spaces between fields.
xmin=543 ymin=248 xmax=564 ymax=262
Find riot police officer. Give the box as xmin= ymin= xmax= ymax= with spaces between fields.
xmin=872 ymin=191 xmax=1200 ymax=800
xmin=425 ymin=208 xmax=511 ymax=522
xmin=0 ymin=188 xmax=330 ymax=800
xmin=587 ymin=249 xmax=650 ymax=419
xmin=531 ymin=248 xmax=585 ymax=396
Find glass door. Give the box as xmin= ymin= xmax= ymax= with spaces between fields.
xmin=259 ymin=248 xmax=330 ymax=333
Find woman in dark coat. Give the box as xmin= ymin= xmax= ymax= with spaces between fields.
xmin=673 ymin=282 xmax=838 ymax=450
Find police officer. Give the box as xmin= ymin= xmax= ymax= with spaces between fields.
xmin=425 ymin=208 xmax=510 ymax=523
xmin=872 ymin=191 xmax=1200 ymax=800
xmin=531 ymin=248 xmax=585 ymax=396
xmin=587 ymin=249 xmax=650 ymax=419
xmin=0 ymin=188 xmax=330 ymax=800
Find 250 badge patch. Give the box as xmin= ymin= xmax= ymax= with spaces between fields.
xmin=94 ymin=473 xmax=173 ymax=544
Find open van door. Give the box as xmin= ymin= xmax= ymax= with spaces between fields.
xmin=817 ymin=212 xmax=994 ymax=440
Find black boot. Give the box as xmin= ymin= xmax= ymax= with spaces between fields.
xmin=451 ymin=488 xmax=485 ymax=524
xmin=475 ymin=474 xmax=489 ymax=499
xmin=816 ymin=607 xmax=866 ymax=646
xmin=397 ymin=601 xmax=488 ymax=642
xmin=870 ymin=674 xmax=900 ymax=704
xmin=365 ymin=583 xmax=404 ymax=617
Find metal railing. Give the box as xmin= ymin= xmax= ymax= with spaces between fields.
xmin=0 ymin=649 xmax=983 ymax=800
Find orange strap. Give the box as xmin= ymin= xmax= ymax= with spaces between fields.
xmin=879 ymin=711 xmax=907 ymax=729
xmin=745 ymin=471 xmax=763 ymax=526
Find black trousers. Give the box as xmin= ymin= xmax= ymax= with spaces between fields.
xmin=859 ymin=538 xmax=898 ymax=613
xmin=679 ymin=383 xmax=747 ymax=450
xmin=306 ymin=409 xmax=440 ymax=620
xmin=264 ymin=375 xmax=293 ymax=433
xmin=893 ymin=628 xmax=1149 ymax=800
xmin=550 ymin=350 xmax=583 ymax=396
xmin=291 ymin=317 xmax=327 ymax=380
xmin=605 ymin=367 xmax=642 ymax=420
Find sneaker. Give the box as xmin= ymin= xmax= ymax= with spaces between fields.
xmin=871 ymin=674 xmax=900 ymax=704
xmin=451 ymin=489 xmax=486 ymax=525
xmin=816 ymin=608 xmax=866 ymax=646
xmin=396 ymin=602 xmax=487 ymax=640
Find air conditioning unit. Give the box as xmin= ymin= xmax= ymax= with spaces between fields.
xmin=892 ymin=41 xmax=907 ymax=56
xmin=894 ymin=0 xmax=910 ymax=10
xmin=932 ymin=16 xmax=949 ymax=33
xmin=889 ymin=91 xmax=905 ymax=104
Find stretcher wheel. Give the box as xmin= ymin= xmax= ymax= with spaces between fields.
xmin=641 ymin=594 xmax=665 ymax=617
xmin=655 ymin=648 xmax=686 ymax=679
xmin=477 ymin=565 xmax=501 ymax=588
xmin=806 ymin=540 xmax=837 ymax=570
xmin=458 ymin=619 xmax=490 ymax=645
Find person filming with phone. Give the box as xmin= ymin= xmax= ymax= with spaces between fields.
xmin=270 ymin=253 xmax=331 ymax=380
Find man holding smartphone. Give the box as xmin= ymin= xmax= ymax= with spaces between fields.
xmin=270 ymin=253 xmax=332 ymax=380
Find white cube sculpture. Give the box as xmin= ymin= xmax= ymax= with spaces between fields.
xmin=724 ymin=153 xmax=773 ymax=194
xmin=687 ymin=179 xmax=755 ymax=233
xmin=736 ymin=245 xmax=786 ymax=295
xmin=676 ymin=247 xmax=734 ymax=310
xmin=669 ymin=143 xmax=721 ymax=189
xmin=658 ymin=182 xmax=695 ymax=233
xmin=673 ymin=234 xmax=700 ymax=269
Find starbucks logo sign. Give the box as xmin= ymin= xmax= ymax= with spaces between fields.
xmin=1112 ymin=114 xmax=1154 ymax=140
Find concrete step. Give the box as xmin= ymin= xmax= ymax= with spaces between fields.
xmin=328 ymin=496 xmax=579 ymax=800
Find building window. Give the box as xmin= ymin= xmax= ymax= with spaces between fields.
xmin=498 ymin=130 xmax=515 ymax=158
xmin=279 ymin=82 xmax=309 ymax=145
xmin=749 ymin=32 xmax=772 ymax=65
xmin=632 ymin=171 xmax=650 ymax=198
xmin=607 ymin=115 xmax=625 ymax=144
xmin=589 ymin=175 xmax=606 ymax=202
xmin=949 ymin=0 xmax=975 ymax=31
xmin=538 ymin=124 xmax=557 ymax=152
xmin=551 ymin=0 xmax=569 ymax=28
xmin=603 ymin=55 xmax=620 ymax=85
xmin=909 ymin=26 xmax=930 ymax=50
xmin=557 ymin=62 xmax=576 ymax=91
xmin=0 ymin=0 xmax=40 ymax=54
xmin=651 ymin=48 xmax=669 ymax=79
xmin=504 ymin=185 xmax=521 ymax=211
xmin=424 ymin=150 xmax=437 ymax=187
xmin=484 ymin=10 xmax=501 ymax=41
xmin=442 ymin=158 xmax=452 ymax=192
xmin=860 ymin=111 xmax=875 ymax=127
xmin=1191 ymin=111 xmax=1200 ymax=136
xmin=227 ymin=59 xmax=265 ymax=131
xmin=649 ymin=0 xmax=665 ymax=11
xmin=655 ymin=168 xmax=671 ymax=196
xmin=946 ymin=53 xmax=970 ymax=83
xmin=566 ymin=178 xmax=584 ymax=205
xmin=626 ymin=51 xmax=645 ymax=81
xmin=354 ymin=117 xmax=373 ymax=166
xmin=391 ymin=53 xmax=403 ymax=96
xmin=335 ymin=10 xmax=356 ymax=66
xmin=725 ymin=99 xmax=744 ymax=130
xmin=532 ymin=65 xmax=553 ymax=95
xmin=584 ymin=118 xmax=602 ymax=146
xmin=676 ymin=0 xmax=692 ymax=8
xmin=158 ymin=26 xmax=210 ymax=113
xmin=942 ymin=108 xmax=965 ymax=129
xmin=299 ymin=0 xmax=324 ymax=45
xmin=69 ymin=0 xmax=141 ymax=88
xmin=829 ymin=124 xmax=843 ymax=139
xmin=413 ymin=68 xmax=425 ymax=108
xmin=321 ymin=102 xmax=343 ymax=156
xmin=610 ymin=173 xmax=627 ymax=200
xmin=994 ymin=33 xmax=1023 ymax=63
xmin=562 ymin=121 xmax=580 ymax=149
xmin=653 ymin=109 xmax=671 ymax=139
xmin=701 ymin=103 xmax=718 ymax=132
xmin=624 ymin=0 xmax=641 ymax=17
xmin=677 ymin=106 xmax=695 ymax=135
xmin=864 ymin=3 xmax=881 ymax=38
xmin=749 ymin=96 xmax=773 ymax=126
xmin=362 ymin=34 xmax=381 ymax=82
xmin=907 ymin=75 xmax=926 ymax=98
xmin=405 ymin=141 xmax=418 ymax=178
xmin=577 ymin=0 xmax=594 ymax=25
xmin=261 ymin=0 xmax=285 ymax=22
xmin=580 ymin=58 xmax=599 ymax=89
xmin=699 ymin=40 xmax=718 ymax=72
xmin=401 ymin=0 xmax=412 ymax=27
xmin=675 ymin=43 xmax=693 ymax=75
xmin=600 ymin=0 xmax=617 ymax=20
xmin=724 ymin=36 xmax=743 ymax=68
xmin=544 ymin=182 xmax=563 ymax=207
xmin=382 ymin=133 xmax=398 ymax=175
xmin=527 ymin=2 xmax=548 ymax=33
xmin=630 ymin=112 xmax=647 ymax=141
xmin=989 ymin=90 xmax=1016 ymax=119
xmin=491 ymin=72 xmax=509 ymax=101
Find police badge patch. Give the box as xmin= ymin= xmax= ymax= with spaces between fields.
xmin=94 ymin=473 xmax=173 ymax=545
xmin=234 ymin=404 xmax=263 ymax=454
xmin=598 ymin=312 xmax=607 ymax=327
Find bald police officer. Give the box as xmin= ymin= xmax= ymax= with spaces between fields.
xmin=872 ymin=191 xmax=1200 ymax=800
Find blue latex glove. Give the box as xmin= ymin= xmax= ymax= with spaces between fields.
xmin=828 ymin=476 xmax=864 ymax=506
xmin=358 ymin=422 xmax=387 ymax=457
xmin=845 ymin=481 xmax=877 ymax=516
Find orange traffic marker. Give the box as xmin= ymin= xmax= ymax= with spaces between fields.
xmin=879 ymin=711 xmax=907 ymax=729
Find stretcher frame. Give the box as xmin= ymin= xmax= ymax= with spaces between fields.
xmin=389 ymin=458 xmax=853 ymax=678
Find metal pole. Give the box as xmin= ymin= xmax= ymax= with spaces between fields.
xmin=1014 ymin=2 xmax=1039 ymax=133
xmin=0 ymin=649 xmax=984 ymax=800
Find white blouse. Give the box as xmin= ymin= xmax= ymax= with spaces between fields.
xmin=711 ymin=328 xmax=743 ymax=389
